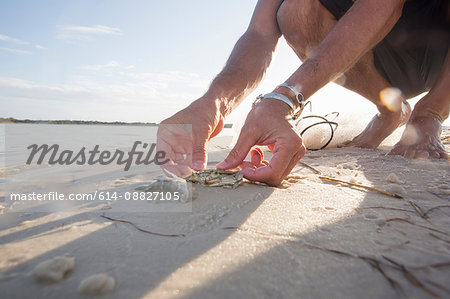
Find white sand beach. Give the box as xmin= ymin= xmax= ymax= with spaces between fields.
xmin=0 ymin=126 xmax=449 ymax=299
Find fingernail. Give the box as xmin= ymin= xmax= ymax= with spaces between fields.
xmin=193 ymin=161 xmax=205 ymax=170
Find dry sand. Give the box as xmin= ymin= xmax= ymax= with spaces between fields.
xmin=0 ymin=130 xmax=449 ymax=299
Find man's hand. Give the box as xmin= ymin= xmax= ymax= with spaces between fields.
xmin=217 ymin=100 xmax=306 ymax=186
xmin=157 ymin=97 xmax=225 ymax=177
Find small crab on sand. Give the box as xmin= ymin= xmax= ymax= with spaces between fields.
xmin=184 ymin=169 xmax=243 ymax=189
xmin=135 ymin=169 xmax=243 ymax=202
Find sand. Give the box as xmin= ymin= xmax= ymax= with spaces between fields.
xmin=0 ymin=130 xmax=449 ymax=299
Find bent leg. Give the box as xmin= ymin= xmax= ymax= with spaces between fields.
xmin=277 ymin=0 xmax=411 ymax=148
xmin=388 ymin=49 xmax=450 ymax=159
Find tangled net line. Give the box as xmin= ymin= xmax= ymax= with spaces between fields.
xmin=294 ymin=102 xmax=339 ymax=151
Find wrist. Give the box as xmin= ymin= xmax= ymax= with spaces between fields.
xmin=252 ymin=96 xmax=292 ymax=118
xmin=253 ymin=92 xmax=303 ymax=120
xmin=201 ymin=90 xmax=233 ymax=118
xmin=272 ymin=85 xmax=304 ymax=110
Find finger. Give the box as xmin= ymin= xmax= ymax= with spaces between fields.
xmin=161 ymin=163 xmax=191 ymax=178
xmin=156 ymin=138 xmax=181 ymax=175
xmin=192 ymin=132 xmax=208 ymax=170
xmin=242 ymin=134 xmax=304 ymax=186
xmin=217 ymin=130 xmax=256 ymax=170
xmin=156 ymin=137 xmax=174 ymax=160
xmin=160 ymin=160 xmax=180 ymax=177
xmin=157 ymin=126 xmax=193 ymax=166
xmin=240 ymin=161 xmax=257 ymax=170
xmin=239 ymin=148 xmax=268 ymax=170
xmin=239 ymin=158 xmax=271 ymax=172
xmin=209 ymin=117 xmax=224 ymax=139
xmin=172 ymin=152 xmax=189 ymax=164
xmin=251 ymin=147 xmax=264 ymax=166
xmin=281 ymin=144 xmax=307 ymax=179
xmin=241 ymin=144 xmax=293 ymax=186
xmin=268 ymin=137 xmax=304 ymax=183
xmin=158 ymin=140 xmax=192 ymax=170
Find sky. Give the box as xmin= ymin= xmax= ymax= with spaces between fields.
xmin=0 ymin=0 xmax=445 ymax=126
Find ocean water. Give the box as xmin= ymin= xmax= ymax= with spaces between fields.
xmin=1 ymin=123 xmax=235 ymax=168
xmin=3 ymin=124 xmax=159 ymax=166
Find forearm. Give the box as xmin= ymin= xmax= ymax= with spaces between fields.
xmin=205 ymin=30 xmax=280 ymax=117
xmin=285 ymin=0 xmax=405 ymax=99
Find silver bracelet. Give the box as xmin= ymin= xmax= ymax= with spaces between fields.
xmin=253 ymin=92 xmax=299 ymax=119
xmin=277 ymin=83 xmax=305 ymax=108
xmin=277 ymin=83 xmax=307 ymax=119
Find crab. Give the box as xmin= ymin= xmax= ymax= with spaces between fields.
xmin=135 ymin=169 xmax=243 ymax=203
xmin=184 ymin=169 xmax=243 ymax=189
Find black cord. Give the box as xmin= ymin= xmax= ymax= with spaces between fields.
xmin=295 ymin=114 xmax=339 ymax=151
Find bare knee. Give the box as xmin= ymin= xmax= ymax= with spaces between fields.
xmin=277 ymin=0 xmax=336 ymax=59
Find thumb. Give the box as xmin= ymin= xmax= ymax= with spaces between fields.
xmin=192 ymin=133 xmax=208 ymax=171
xmin=217 ymin=131 xmax=255 ymax=170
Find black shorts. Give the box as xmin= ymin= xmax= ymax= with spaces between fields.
xmin=319 ymin=0 xmax=450 ymax=98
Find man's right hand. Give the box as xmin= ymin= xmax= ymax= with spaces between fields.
xmin=157 ymin=97 xmax=225 ymax=177
xmin=217 ymin=99 xmax=306 ymax=186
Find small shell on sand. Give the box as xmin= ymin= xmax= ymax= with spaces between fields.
xmin=386 ymin=173 xmax=403 ymax=184
xmin=136 ymin=177 xmax=191 ymax=203
xmin=31 ymin=256 xmax=75 ymax=282
xmin=336 ymin=162 xmax=360 ymax=170
xmin=78 ymin=273 xmax=115 ymax=295
xmin=388 ymin=184 xmax=407 ymax=195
